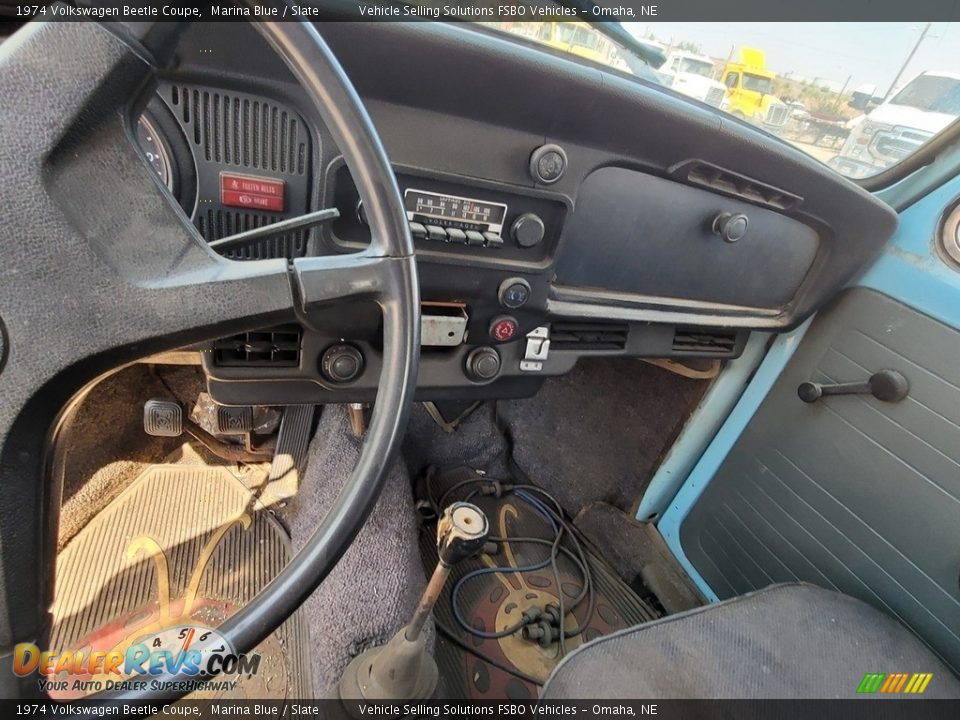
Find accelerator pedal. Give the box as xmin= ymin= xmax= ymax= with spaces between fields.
xmin=262 ymin=404 xmax=316 ymax=503
xmin=50 ymin=464 xmax=311 ymax=699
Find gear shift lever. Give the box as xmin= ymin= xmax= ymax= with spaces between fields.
xmin=340 ymin=502 xmax=489 ymax=708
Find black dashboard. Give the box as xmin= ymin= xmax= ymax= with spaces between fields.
xmin=133 ymin=21 xmax=898 ymax=405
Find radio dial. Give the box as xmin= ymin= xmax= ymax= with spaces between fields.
xmin=511 ymin=213 xmax=545 ymax=248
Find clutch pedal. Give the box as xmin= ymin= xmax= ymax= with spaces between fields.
xmin=143 ymin=399 xmax=183 ymax=437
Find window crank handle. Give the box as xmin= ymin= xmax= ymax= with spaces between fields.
xmin=798 ymin=369 xmax=909 ymax=404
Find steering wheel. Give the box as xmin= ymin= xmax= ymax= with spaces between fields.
xmin=0 ymin=17 xmax=419 ymax=700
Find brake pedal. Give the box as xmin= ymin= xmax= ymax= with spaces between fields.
xmin=143 ymin=399 xmax=183 ymax=437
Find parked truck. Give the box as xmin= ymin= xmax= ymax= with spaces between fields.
xmin=830 ymin=71 xmax=960 ymax=178
xmin=720 ymin=47 xmax=789 ymax=132
xmin=659 ymin=50 xmax=728 ymax=108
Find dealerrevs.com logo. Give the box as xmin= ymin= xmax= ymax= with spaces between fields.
xmin=13 ymin=625 xmax=261 ymax=695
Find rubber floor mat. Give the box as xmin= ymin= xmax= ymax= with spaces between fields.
xmin=419 ymin=490 xmax=659 ymax=700
xmin=49 ymin=464 xmax=310 ymax=699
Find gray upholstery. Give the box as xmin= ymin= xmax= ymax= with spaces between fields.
xmin=542 ymin=583 xmax=960 ymax=699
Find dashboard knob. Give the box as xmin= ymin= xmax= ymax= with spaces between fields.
xmin=498 ymin=278 xmax=532 ymax=309
xmin=511 ymin=213 xmax=545 ymax=248
xmin=529 ymin=144 xmax=567 ymax=184
xmin=712 ymin=212 xmax=749 ymax=243
xmin=321 ymin=344 xmax=364 ymax=384
xmin=465 ymin=347 xmax=502 ymax=383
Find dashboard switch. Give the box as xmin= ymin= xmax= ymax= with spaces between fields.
xmin=425 ymin=225 xmax=447 ymax=241
xmin=409 ymin=222 xmax=427 ymax=240
xmin=321 ymin=344 xmax=364 ymax=384
xmin=445 ymin=228 xmax=467 ymax=244
xmin=483 ymin=232 xmax=504 ymax=248
xmin=489 ymin=315 xmax=519 ymax=342
xmin=498 ymin=278 xmax=532 ymax=309
xmin=530 ymin=144 xmax=567 ymax=185
xmin=465 ymin=347 xmax=502 ymax=383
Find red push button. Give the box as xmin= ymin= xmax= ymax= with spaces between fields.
xmin=220 ymin=172 xmax=285 ymax=212
xmin=490 ymin=316 xmax=518 ymax=342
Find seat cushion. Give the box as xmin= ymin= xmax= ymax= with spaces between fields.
xmin=542 ymin=583 xmax=960 ymax=699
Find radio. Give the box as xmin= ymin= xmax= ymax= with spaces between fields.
xmin=404 ymin=188 xmax=507 ymax=248
xmin=350 ymin=179 xmax=552 ymax=253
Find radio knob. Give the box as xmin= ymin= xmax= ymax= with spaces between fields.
xmin=511 ymin=213 xmax=545 ymax=248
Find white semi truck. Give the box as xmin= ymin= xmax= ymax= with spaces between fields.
xmin=659 ymin=50 xmax=728 ymax=108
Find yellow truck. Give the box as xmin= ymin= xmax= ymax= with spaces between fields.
xmin=535 ymin=21 xmax=613 ymax=65
xmin=720 ymin=47 xmax=789 ymax=132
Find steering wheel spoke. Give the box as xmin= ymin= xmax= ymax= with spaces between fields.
xmin=293 ymin=250 xmax=402 ymax=309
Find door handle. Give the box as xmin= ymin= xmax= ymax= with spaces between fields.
xmin=798 ymin=369 xmax=909 ymax=404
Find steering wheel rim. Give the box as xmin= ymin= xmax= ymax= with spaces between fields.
xmin=0 ymin=17 xmax=419 ymax=701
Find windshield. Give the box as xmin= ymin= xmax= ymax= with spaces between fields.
xmin=891 ymin=75 xmax=960 ymax=115
xmin=742 ymin=73 xmax=774 ymax=94
xmin=482 ymin=20 xmax=960 ymax=182
xmin=679 ymin=58 xmax=714 ymax=77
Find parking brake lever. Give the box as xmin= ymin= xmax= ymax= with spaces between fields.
xmin=798 ymin=369 xmax=909 ymax=404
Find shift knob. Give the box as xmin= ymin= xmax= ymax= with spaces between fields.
xmin=437 ymin=502 xmax=489 ymax=566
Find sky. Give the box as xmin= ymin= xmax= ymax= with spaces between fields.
xmin=624 ymin=22 xmax=960 ymax=96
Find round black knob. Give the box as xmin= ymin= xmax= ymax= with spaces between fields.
xmin=465 ymin=347 xmax=501 ymax=383
xmin=321 ymin=344 xmax=364 ymax=384
xmin=498 ymin=278 xmax=532 ymax=309
xmin=511 ymin=213 xmax=545 ymax=248
xmin=529 ymin=144 xmax=567 ymax=184
xmin=797 ymin=382 xmax=822 ymax=403
xmin=713 ymin=212 xmax=749 ymax=243
xmin=869 ymin=369 xmax=910 ymax=402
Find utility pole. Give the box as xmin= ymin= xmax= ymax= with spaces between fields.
xmin=884 ymin=22 xmax=932 ymax=100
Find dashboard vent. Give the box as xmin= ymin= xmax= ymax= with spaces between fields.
xmin=671 ymin=328 xmax=738 ymax=356
xmin=212 ymin=326 xmax=302 ymax=367
xmin=197 ymin=209 xmax=308 ymax=260
xmin=551 ymin=321 xmax=629 ymax=351
xmin=676 ymin=161 xmax=802 ymax=211
xmin=169 ymin=86 xmax=307 ymax=175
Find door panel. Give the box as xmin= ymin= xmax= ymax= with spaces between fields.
xmin=681 ymin=288 xmax=960 ymax=672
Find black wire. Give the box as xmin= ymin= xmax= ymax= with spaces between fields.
xmin=508 ymin=484 xmax=597 ymax=641
xmin=437 ymin=474 xmax=596 ymax=645
xmin=427 ymin=403 xmax=599 ymax=657
xmin=450 ymin=533 xmax=578 ymax=639
xmin=434 ymin=617 xmax=543 ymax=686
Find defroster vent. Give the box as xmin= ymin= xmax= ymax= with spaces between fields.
xmin=551 ymin=321 xmax=629 ymax=351
xmin=671 ymin=328 xmax=739 ymax=356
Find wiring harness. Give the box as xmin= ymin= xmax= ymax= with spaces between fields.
xmin=423 ymin=470 xmax=596 ymax=668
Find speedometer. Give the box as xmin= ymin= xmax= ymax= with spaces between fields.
xmin=136 ymin=114 xmax=173 ymax=191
